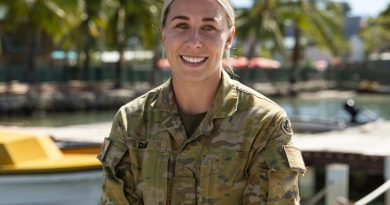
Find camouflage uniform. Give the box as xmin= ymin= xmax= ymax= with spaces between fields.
xmin=98 ymin=70 xmax=306 ymax=205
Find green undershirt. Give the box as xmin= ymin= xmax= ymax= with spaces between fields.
xmin=178 ymin=109 xmax=207 ymax=138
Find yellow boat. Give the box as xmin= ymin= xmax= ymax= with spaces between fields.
xmin=0 ymin=129 xmax=102 ymax=205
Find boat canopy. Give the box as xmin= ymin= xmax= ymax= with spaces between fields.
xmin=0 ymin=130 xmax=101 ymax=174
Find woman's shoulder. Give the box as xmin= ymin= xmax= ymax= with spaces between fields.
xmin=120 ymin=83 xmax=166 ymax=113
xmin=233 ymin=80 xmax=286 ymax=115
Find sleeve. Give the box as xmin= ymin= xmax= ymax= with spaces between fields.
xmin=97 ymin=109 xmax=142 ymax=205
xmin=242 ymin=112 xmax=306 ymax=205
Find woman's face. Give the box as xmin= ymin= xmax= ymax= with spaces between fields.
xmin=162 ymin=0 xmax=235 ymax=83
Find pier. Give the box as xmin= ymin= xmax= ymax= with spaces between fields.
xmin=295 ymin=120 xmax=390 ymax=204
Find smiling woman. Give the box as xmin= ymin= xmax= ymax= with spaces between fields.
xmin=98 ymin=0 xmax=306 ymax=204
xmin=160 ymin=0 xmax=236 ymax=114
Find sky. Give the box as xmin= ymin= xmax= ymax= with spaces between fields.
xmin=231 ymin=0 xmax=390 ymax=17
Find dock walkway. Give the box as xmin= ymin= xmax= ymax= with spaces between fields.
xmin=295 ymin=120 xmax=390 ymax=156
xmin=1 ymin=120 xmax=390 ymax=156
xmin=0 ymin=122 xmax=111 ymax=143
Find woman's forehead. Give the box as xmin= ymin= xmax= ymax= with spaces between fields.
xmin=167 ymin=0 xmax=226 ymax=22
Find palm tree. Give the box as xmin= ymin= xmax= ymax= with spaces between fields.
xmin=236 ymin=0 xmax=346 ymax=95
xmin=105 ymin=0 xmax=157 ymax=88
xmin=77 ymin=0 xmax=109 ymax=81
xmin=236 ymin=0 xmax=286 ymax=59
xmin=282 ymin=0 xmax=346 ymax=95
xmin=1 ymin=0 xmax=81 ymax=83
xmin=360 ymin=4 xmax=390 ymax=55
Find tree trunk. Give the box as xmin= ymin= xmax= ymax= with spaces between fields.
xmin=83 ymin=47 xmax=90 ymax=81
xmin=114 ymin=47 xmax=124 ymax=89
xmin=82 ymin=11 xmax=93 ymax=82
xmin=149 ymin=40 xmax=163 ymax=87
xmin=27 ymin=28 xmax=37 ymax=84
xmin=245 ymin=32 xmax=258 ymax=59
xmin=289 ymin=26 xmax=301 ymax=96
xmin=247 ymin=40 xmax=257 ymax=59
xmin=149 ymin=49 xmax=159 ymax=87
xmin=244 ymin=34 xmax=258 ymax=85
xmin=114 ymin=7 xmax=126 ymax=89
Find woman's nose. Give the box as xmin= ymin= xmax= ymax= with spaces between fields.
xmin=186 ymin=29 xmax=203 ymax=49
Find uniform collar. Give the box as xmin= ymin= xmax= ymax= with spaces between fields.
xmin=151 ymin=79 xmax=177 ymax=113
xmin=151 ymin=70 xmax=238 ymax=119
xmin=210 ymin=70 xmax=238 ymax=118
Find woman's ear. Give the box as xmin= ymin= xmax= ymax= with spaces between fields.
xmin=161 ymin=28 xmax=165 ymax=43
xmin=226 ymin=26 xmax=235 ymax=49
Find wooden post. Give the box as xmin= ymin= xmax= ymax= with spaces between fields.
xmin=326 ymin=164 xmax=349 ymax=205
xmin=299 ymin=167 xmax=316 ymax=200
xmin=385 ymin=156 xmax=390 ymax=205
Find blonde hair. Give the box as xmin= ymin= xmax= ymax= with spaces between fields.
xmin=160 ymin=0 xmax=235 ymax=73
xmin=160 ymin=0 xmax=235 ymax=28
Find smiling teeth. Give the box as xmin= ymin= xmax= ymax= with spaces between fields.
xmin=182 ymin=56 xmax=206 ymax=63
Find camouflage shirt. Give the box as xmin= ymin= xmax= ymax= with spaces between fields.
xmin=98 ymin=70 xmax=306 ymax=205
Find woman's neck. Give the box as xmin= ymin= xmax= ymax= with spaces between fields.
xmin=172 ymin=72 xmax=222 ymax=115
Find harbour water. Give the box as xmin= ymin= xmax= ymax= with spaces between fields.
xmin=1 ymin=91 xmax=389 ymax=127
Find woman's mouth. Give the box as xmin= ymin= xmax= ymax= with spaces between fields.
xmin=180 ymin=55 xmax=208 ymax=65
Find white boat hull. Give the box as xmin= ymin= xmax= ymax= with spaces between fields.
xmin=0 ymin=169 xmax=102 ymax=205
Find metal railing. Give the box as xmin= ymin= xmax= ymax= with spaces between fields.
xmin=355 ymin=179 xmax=390 ymax=205
xmin=303 ymin=179 xmax=390 ymax=205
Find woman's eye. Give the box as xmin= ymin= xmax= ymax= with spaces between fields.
xmin=202 ymin=25 xmax=215 ymax=31
xmin=175 ymin=23 xmax=189 ymax=29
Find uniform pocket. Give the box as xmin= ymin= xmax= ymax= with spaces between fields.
xmin=126 ymin=138 xmax=169 ymax=180
xmin=127 ymin=139 xmax=145 ymax=170
xmin=126 ymin=137 xmax=170 ymax=205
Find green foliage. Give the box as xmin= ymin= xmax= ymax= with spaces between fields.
xmin=236 ymin=0 xmax=347 ymax=59
xmin=2 ymin=0 xmax=82 ymax=44
xmin=104 ymin=0 xmax=160 ymax=50
xmin=2 ymin=0 xmax=162 ymax=53
xmin=303 ymin=1 xmax=346 ymax=53
xmin=236 ymin=0 xmax=286 ymax=58
xmin=360 ymin=3 xmax=390 ymax=54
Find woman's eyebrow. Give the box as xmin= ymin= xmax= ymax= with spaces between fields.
xmin=202 ymin=17 xmax=221 ymax=23
xmin=171 ymin=16 xmax=189 ymax=21
xmin=170 ymin=16 xmax=221 ymax=23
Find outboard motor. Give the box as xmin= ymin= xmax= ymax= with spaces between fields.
xmin=343 ymin=99 xmax=360 ymax=123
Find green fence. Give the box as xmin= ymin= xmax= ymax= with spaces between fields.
xmin=0 ymin=64 xmax=161 ymax=84
xmin=327 ymin=61 xmax=390 ymax=86
xmin=0 ymin=66 xmax=321 ymax=84
xmin=0 ymin=60 xmax=389 ymax=86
